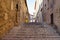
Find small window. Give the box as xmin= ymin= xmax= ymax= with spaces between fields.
xmin=47 ymin=0 xmax=49 ymax=2
xmin=45 ymin=4 xmax=46 ymax=7
xmin=50 ymin=4 xmax=53 ymax=8
xmin=47 ymin=8 xmax=49 ymax=10
xmin=41 ymin=8 xmax=42 ymax=11
xmin=16 ymin=4 xmax=18 ymax=10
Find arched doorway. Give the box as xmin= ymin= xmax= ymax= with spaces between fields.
xmin=50 ymin=13 xmax=54 ymax=24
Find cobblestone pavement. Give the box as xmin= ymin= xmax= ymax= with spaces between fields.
xmin=2 ymin=23 xmax=60 ymax=40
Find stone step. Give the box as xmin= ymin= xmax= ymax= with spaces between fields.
xmin=2 ymin=24 xmax=60 ymax=40
xmin=2 ymin=36 xmax=60 ymax=40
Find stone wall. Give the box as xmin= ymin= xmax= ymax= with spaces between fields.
xmin=53 ymin=0 xmax=60 ymax=33
xmin=0 ymin=0 xmax=14 ymax=37
xmin=42 ymin=0 xmax=60 ymax=33
xmin=43 ymin=0 xmax=50 ymax=24
xmin=0 ymin=0 xmax=29 ymax=38
xmin=43 ymin=0 xmax=54 ymax=24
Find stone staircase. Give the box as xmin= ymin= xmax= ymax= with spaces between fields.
xmin=2 ymin=23 xmax=60 ymax=40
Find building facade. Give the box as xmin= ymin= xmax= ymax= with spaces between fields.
xmin=35 ymin=3 xmax=43 ymax=23
xmin=0 ymin=0 xmax=29 ymax=38
xmin=42 ymin=0 xmax=60 ymax=33
xmin=34 ymin=0 xmax=42 ymax=18
xmin=53 ymin=0 xmax=60 ymax=33
xmin=41 ymin=0 xmax=55 ymax=24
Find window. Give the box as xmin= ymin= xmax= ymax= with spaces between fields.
xmin=50 ymin=3 xmax=53 ymax=8
xmin=47 ymin=0 xmax=49 ymax=2
xmin=47 ymin=8 xmax=49 ymax=10
xmin=41 ymin=8 xmax=42 ymax=11
xmin=45 ymin=4 xmax=46 ymax=7
xmin=16 ymin=4 xmax=18 ymax=11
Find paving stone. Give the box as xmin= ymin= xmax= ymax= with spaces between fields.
xmin=2 ymin=23 xmax=60 ymax=40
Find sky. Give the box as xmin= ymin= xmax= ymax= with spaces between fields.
xmin=26 ymin=0 xmax=43 ymax=15
xmin=27 ymin=0 xmax=35 ymax=15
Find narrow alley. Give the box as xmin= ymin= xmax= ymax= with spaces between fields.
xmin=0 ymin=0 xmax=60 ymax=40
